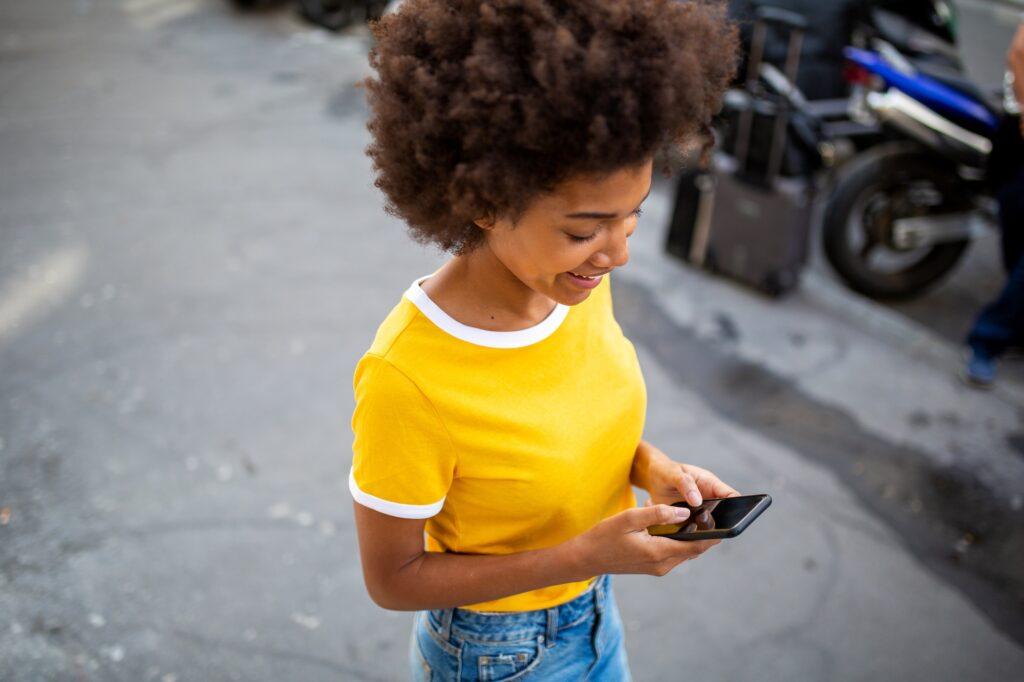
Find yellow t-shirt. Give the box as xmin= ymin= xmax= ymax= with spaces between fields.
xmin=349 ymin=273 xmax=646 ymax=612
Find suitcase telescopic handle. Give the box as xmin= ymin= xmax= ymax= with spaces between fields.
xmin=744 ymin=7 xmax=807 ymax=87
xmin=736 ymin=5 xmax=807 ymax=178
xmin=754 ymin=6 xmax=808 ymax=32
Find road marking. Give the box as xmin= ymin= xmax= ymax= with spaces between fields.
xmin=0 ymin=245 xmax=87 ymax=344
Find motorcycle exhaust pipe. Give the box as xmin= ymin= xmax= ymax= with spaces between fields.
xmin=863 ymin=89 xmax=991 ymax=164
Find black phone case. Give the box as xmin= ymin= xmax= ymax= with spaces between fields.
xmin=662 ymin=495 xmax=772 ymax=541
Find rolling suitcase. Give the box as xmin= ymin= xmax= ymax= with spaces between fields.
xmin=665 ymin=7 xmax=815 ymax=297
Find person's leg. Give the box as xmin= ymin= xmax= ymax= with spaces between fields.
xmin=964 ymin=164 xmax=1024 ymax=384
xmin=965 ymin=256 xmax=1024 ymax=385
xmin=967 ymin=259 xmax=1024 ymax=356
xmin=997 ymin=165 xmax=1024 ymax=273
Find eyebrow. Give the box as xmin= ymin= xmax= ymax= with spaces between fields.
xmin=564 ymin=184 xmax=653 ymax=220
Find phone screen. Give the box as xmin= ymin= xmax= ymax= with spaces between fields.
xmin=647 ymin=495 xmax=769 ymax=537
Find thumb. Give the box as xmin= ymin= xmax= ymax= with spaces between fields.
xmin=622 ymin=503 xmax=690 ymax=531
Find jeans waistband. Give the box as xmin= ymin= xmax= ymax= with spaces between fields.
xmin=426 ymin=574 xmax=610 ymax=647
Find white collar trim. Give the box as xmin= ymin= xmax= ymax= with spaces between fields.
xmin=403 ymin=275 xmax=569 ymax=349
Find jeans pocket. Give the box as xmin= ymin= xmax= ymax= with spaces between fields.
xmin=468 ymin=634 xmax=545 ymax=682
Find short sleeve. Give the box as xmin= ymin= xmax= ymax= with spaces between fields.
xmin=349 ymin=354 xmax=455 ymax=519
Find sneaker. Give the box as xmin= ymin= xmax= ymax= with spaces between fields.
xmin=963 ymin=350 xmax=996 ymax=388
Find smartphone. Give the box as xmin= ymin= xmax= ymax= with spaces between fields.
xmin=646 ymin=494 xmax=771 ymax=540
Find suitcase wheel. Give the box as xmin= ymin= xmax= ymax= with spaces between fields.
xmin=763 ymin=270 xmax=797 ymax=297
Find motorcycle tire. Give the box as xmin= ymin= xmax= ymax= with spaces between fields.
xmin=822 ymin=142 xmax=971 ymax=300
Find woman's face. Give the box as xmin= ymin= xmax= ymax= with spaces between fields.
xmin=481 ymin=159 xmax=653 ymax=306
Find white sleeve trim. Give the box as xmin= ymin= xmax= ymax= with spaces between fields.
xmin=348 ymin=467 xmax=445 ymax=519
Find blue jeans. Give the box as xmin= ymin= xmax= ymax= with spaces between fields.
xmin=967 ymin=162 xmax=1024 ymax=359
xmin=408 ymin=574 xmax=632 ymax=681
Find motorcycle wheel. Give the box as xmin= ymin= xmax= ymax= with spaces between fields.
xmin=822 ymin=142 xmax=971 ymax=300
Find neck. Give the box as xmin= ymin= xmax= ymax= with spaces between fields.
xmin=425 ymin=244 xmax=557 ymax=331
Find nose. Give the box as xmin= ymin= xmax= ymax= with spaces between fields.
xmin=593 ymin=222 xmax=631 ymax=270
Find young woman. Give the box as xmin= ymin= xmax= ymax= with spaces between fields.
xmin=349 ymin=1 xmax=740 ymax=679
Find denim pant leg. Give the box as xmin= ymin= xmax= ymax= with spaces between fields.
xmin=998 ymin=164 xmax=1024 ymax=273
xmin=967 ymin=256 xmax=1024 ymax=358
xmin=967 ymin=166 xmax=1024 ymax=358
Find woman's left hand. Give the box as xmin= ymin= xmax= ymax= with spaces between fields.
xmin=642 ymin=445 xmax=740 ymax=508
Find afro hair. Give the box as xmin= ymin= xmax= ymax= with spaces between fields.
xmin=363 ymin=0 xmax=738 ymax=253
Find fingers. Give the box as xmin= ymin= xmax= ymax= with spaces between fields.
xmin=629 ymin=503 xmax=690 ymax=531
xmin=670 ymin=466 xmax=703 ymax=506
xmin=682 ymin=464 xmax=740 ymax=499
xmin=649 ymin=535 xmax=720 ymax=560
xmin=692 ymin=538 xmax=722 ymax=553
xmin=653 ymin=541 xmax=719 ymax=576
xmin=652 ymin=557 xmax=686 ymax=577
xmin=681 ymin=538 xmax=720 ymax=554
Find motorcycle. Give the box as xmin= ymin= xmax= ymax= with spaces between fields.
xmin=820 ymin=38 xmax=1007 ymax=300
xmin=726 ymin=0 xmax=961 ymax=142
xmin=714 ymin=0 xmax=963 ymax=174
xmin=707 ymin=1 xmax=983 ymax=300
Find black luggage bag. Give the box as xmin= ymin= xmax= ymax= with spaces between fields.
xmin=665 ymin=7 xmax=816 ymax=297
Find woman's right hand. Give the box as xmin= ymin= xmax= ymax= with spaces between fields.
xmin=566 ymin=504 xmax=721 ymax=578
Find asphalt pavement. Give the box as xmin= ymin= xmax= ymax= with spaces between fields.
xmin=1 ymin=1 xmax=1023 ymax=680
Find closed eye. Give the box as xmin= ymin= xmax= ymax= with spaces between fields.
xmin=566 ymin=207 xmax=643 ymax=243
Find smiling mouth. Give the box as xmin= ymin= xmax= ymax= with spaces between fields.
xmin=568 ymin=270 xmax=609 ymax=280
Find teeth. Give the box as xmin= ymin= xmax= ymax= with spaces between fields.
xmin=570 ymin=271 xmax=600 ymax=280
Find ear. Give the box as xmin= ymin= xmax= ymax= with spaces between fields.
xmin=473 ymin=216 xmax=496 ymax=231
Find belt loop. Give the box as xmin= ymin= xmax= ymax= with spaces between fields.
xmin=594 ymin=574 xmax=607 ymax=615
xmin=545 ymin=606 xmax=558 ymax=648
xmin=439 ymin=608 xmax=455 ymax=640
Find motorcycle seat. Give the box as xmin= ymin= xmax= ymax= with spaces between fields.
xmin=912 ymin=60 xmax=1003 ymax=118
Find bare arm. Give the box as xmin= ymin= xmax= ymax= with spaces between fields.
xmin=352 ymin=501 xmax=588 ymax=611
xmin=353 ymin=491 xmax=719 ymax=611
